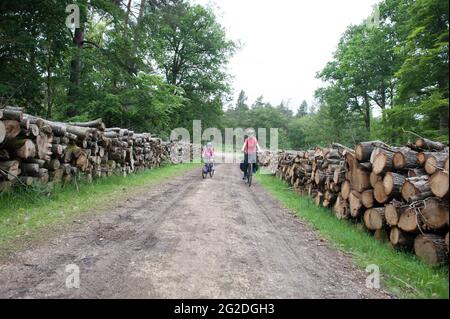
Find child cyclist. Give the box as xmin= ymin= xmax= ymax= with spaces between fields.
xmin=202 ymin=142 xmax=215 ymax=174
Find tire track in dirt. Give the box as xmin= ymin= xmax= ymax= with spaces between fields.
xmin=0 ymin=163 xmax=391 ymax=299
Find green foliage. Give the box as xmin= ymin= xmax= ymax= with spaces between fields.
xmin=143 ymin=1 xmax=236 ymax=130
xmin=0 ymin=0 xmax=235 ymax=137
xmin=314 ymin=0 xmax=448 ymax=145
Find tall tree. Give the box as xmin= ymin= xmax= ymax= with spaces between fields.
xmin=143 ymin=1 xmax=235 ymax=129
xmin=296 ymin=100 xmax=308 ymax=118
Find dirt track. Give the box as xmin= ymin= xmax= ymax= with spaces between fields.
xmin=0 ymin=163 xmax=390 ymax=298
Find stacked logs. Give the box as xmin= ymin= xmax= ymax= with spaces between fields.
xmin=275 ymin=139 xmax=449 ymax=266
xmin=0 ymin=106 xmax=190 ymax=192
xmin=276 ymin=143 xmax=350 ymax=212
xmin=258 ymin=150 xmax=280 ymax=174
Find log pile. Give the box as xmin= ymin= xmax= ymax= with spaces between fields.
xmin=275 ymin=139 xmax=449 ymax=266
xmin=0 ymin=106 xmax=190 ymax=192
xmin=164 ymin=141 xmax=200 ymax=164
xmin=258 ymin=150 xmax=280 ymax=174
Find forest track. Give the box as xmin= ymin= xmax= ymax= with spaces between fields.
xmin=0 ymin=163 xmax=390 ymax=298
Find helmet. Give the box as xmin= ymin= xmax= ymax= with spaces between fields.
xmin=245 ymin=128 xmax=255 ymax=136
xmin=206 ymin=142 xmax=213 ymax=148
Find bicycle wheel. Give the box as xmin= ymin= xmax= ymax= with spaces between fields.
xmin=202 ymin=166 xmax=207 ymax=179
xmin=247 ymin=163 xmax=253 ymax=187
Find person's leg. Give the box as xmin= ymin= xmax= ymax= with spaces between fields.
xmin=243 ymin=153 xmax=249 ymax=179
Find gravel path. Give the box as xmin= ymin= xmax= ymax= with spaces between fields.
xmin=0 ymin=163 xmax=390 ymax=298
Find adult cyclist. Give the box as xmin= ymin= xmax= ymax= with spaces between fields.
xmin=241 ymin=129 xmax=261 ymax=180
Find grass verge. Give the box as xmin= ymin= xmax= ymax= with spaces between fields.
xmin=256 ymin=173 xmax=449 ymax=299
xmin=0 ymin=163 xmax=200 ymax=256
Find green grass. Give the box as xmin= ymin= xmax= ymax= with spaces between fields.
xmin=0 ymin=163 xmax=200 ymax=255
xmin=255 ymin=173 xmax=449 ymax=299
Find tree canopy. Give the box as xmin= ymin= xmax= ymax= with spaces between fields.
xmin=0 ymin=0 xmax=235 ymax=138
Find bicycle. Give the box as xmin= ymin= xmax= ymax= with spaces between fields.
xmin=202 ymin=158 xmax=214 ymax=179
xmin=246 ymin=162 xmax=253 ymax=187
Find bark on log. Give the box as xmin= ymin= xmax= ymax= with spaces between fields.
xmin=414 ymin=234 xmax=448 ymax=266
xmin=1 ymin=108 xmax=23 ymax=121
xmin=393 ymin=149 xmax=418 ymax=170
xmin=20 ymin=163 xmax=40 ymax=176
xmin=401 ymin=176 xmax=431 ymax=202
xmin=417 ymin=152 xmax=433 ymax=165
xmin=408 ymin=168 xmax=427 ymax=178
xmin=415 ymin=138 xmax=446 ymax=151
xmin=355 ymin=141 xmax=389 ymax=162
xmin=69 ymin=118 xmax=105 ymax=130
xmin=446 ymin=232 xmax=449 ymax=254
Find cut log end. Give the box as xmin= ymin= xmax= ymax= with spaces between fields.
xmin=414 ymin=234 xmax=448 ymax=266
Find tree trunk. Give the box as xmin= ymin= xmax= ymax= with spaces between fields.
xmin=67 ymin=26 xmax=84 ymax=117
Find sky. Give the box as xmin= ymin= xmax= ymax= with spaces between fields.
xmin=193 ymin=0 xmax=381 ymax=113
